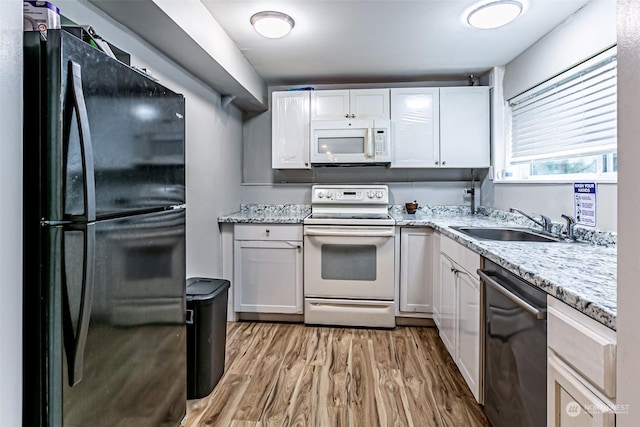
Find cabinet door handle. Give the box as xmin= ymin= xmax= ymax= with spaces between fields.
xmin=442 ymin=161 xmax=446 ymax=166
xmin=345 ymin=114 xmax=350 ymax=118
xmin=435 ymin=161 xmax=439 ymax=165
xmin=284 ymin=241 xmax=302 ymax=249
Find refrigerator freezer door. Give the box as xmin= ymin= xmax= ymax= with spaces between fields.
xmin=69 ymin=209 xmax=185 ymax=426
xmin=26 ymin=209 xmax=186 ymax=426
xmin=28 ymin=31 xmax=185 ymax=222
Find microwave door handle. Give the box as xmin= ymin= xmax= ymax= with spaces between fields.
xmin=365 ymin=128 xmax=374 ymax=159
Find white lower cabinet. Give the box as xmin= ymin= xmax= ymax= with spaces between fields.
xmin=548 ymin=354 xmax=615 ymax=427
xmin=455 ymin=268 xmax=480 ymax=400
xmin=431 ymin=232 xmax=441 ymax=327
xmin=233 ymin=224 xmax=303 ymax=314
xmin=438 ymin=253 xmax=457 ymax=355
xmin=547 ymin=296 xmax=617 ymax=427
xmin=438 ymin=234 xmax=481 ymax=402
xmin=399 ymin=227 xmax=435 ymax=316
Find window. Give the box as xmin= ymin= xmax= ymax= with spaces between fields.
xmin=506 ymin=47 xmax=617 ymax=181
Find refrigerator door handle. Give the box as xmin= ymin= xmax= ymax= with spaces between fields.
xmin=66 ymin=60 xmax=97 ymax=222
xmin=62 ymin=223 xmax=96 ymax=386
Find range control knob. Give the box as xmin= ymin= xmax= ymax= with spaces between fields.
xmin=367 ymin=191 xmax=375 ymax=199
xmin=376 ymin=191 xmax=383 ymax=198
xmin=326 ymin=191 xmax=333 ymax=199
xmin=317 ymin=191 xmax=324 ymax=198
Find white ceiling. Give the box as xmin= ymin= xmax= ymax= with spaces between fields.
xmin=201 ymin=0 xmax=592 ymax=85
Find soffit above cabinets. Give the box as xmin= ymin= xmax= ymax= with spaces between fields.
xmin=88 ymin=0 xmax=268 ymax=114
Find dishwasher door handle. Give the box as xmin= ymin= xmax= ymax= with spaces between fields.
xmin=478 ymin=269 xmax=547 ymax=320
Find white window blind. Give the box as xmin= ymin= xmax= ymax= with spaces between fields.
xmin=509 ymin=47 xmax=617 ymax=164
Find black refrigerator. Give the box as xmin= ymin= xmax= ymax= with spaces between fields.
xmin=23 ymin=30 xmax=187 ymax=426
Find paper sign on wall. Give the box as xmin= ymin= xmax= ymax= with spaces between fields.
xmin=574 ymin=182 xmax=597 ymax=227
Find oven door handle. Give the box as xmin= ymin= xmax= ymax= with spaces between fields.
xmin=478 ymin=269 xmax=547 ymax=320
xmin=304 ymin=227 xmax=395 ymax=237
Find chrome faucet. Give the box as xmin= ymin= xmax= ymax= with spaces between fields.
xmin=509 ymin=207 xmax=553 ymax=234
xmin=561 ymin=214 xmax=576 ymax=240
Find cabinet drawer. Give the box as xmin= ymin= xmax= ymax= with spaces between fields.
xmin=548 ymin=353 xmax=616 ymax=427
xmin=440 ymin=235 xmax=480 ymax=277
xmin=234 ymin=224 xmax=302 ymax=241
xmin=548 ymin=297 xmax=617 ymax=398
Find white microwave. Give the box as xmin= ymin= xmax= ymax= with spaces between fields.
xmin=310 ymin=119 xmax=391 ymax=165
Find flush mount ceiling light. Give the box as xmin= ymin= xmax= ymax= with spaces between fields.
xmin=250 ymin=11 xmax=295 ymax=39
xmin=466 ymin=0 xmax=523 ymax=29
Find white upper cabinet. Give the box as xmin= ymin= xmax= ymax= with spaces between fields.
xmin=271 ymin=91 xmax=311 ymax=169
xmin=272 ymin=86 xmax=490 ymax=170
xmin=390 ymin=88 xmax=440 ymax=168
xmin=311 ymin=89 xmax=390 ymax=120
xmin=390 ymin=86 xmax=490 ymax=168
xmin=439 ymin=86 xmax=490 ymax=168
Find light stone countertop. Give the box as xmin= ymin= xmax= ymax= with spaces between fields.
xmin=218 ymin=204 xmax=310 ymax=224
xmin=218 ymin=204 xmax=617 ymax=330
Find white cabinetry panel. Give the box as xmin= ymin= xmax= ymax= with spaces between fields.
xmin=439 ymin=253 xmax=457 ymax=356
xmin=271 ymin=91 xmax=310 ymax=169
xmin=548 ymin=354 xmax=615 ymax=427
xmin=391 ymin=88 xmax=440 ymax=168
xmin=399 ymin=227 xmax=434 ymax=315
xmin=233 ymin=225 xmax=303 ymax=314
xmin=438 ymin=234 xmax=482 ymax=403
xmin=439 ymin=87 xmax=490 ymax=168
xmin=456 ymin=268 xmax=481 ymax=401
xmin=311 ymin=89 xmax=389 ymax=120
xmin=547 ymin=296 xmax=617 ymax=427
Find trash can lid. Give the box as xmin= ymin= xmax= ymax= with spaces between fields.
xmin=186 ymin=277 xmax=230 ymax=301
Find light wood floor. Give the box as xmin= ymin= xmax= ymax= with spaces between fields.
xmin=183 ymin=322 xmax=490 ymax=427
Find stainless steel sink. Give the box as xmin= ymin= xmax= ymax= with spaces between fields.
xmin=450 ymin=226 xmax=561 ymax=242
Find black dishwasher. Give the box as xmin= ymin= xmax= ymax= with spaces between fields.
xmin=478 ymin=259 xmax=547 ymax=427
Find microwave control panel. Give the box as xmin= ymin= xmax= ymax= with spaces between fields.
xmin=374 ymin=128 xmax=388 ymax=156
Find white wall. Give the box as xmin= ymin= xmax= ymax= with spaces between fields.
xmin=503 ymin=0 xmax=616 ymax=100
xmin=58 ymin=0 xmax=244 ymax=279
xmin=491 ymin=182 xmax=617 ymax=231
xmin=490 ymin=0 xmax=618 ymax=232
xmin=240 ymin=181 xmax=477 ymax=208
xmin=0 ymin=0 xmax=23 ymax=424
xmin=616 ymin=0 xmax=640 ymax=424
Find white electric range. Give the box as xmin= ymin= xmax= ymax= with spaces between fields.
xmin=303 ymin=185 xmax=396 ymax=328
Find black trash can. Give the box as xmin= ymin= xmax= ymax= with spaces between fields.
xmin=186 ymin=277 xmax=230 ymax=400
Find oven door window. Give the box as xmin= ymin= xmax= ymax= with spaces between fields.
xmin=321 ymin=244 xmax=376 ymax=281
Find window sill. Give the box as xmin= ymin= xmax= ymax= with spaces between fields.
xmin=493 ymin=178 xmax=617 ymax=185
